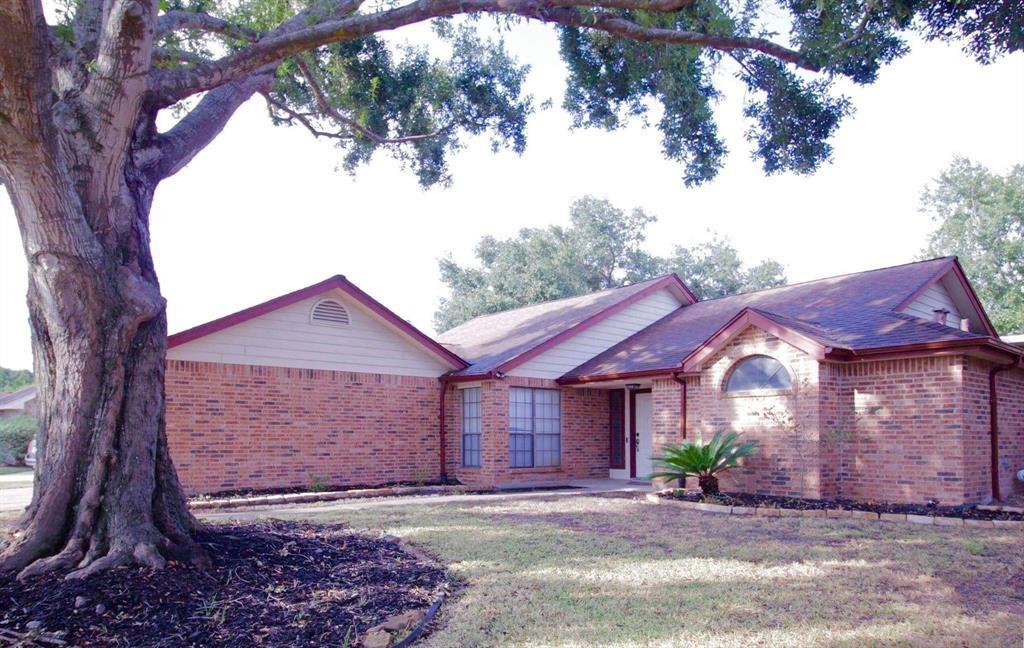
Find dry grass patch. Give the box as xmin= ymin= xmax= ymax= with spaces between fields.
xmin=204 ymin=494 xmax=1022 ymax=646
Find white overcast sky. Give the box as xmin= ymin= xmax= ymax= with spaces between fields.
xmin=1 ymin=24 xmax=1022 ymax=371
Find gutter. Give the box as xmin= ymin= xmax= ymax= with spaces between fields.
xmin=988 ymin=358 xmax=1019 ymax=501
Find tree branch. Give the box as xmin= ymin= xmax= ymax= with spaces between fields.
xmin=152 ymin=66 xmax=275 ymax=180
xmin=156 ymin=11 xmax=259 ymax=42
xmin=0 ymin=0 xmax=57 ymax=149
xmin=151 ymin=0 xmax=813 ymax=104
xmin=294 ymin=57 xmax=446 ymax=144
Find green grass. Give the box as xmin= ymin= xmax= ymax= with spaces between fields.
xmin=0 ymin=466 xmax=32 ymax=491
xmin=209 ymin=494 xmax=1023 ymax=647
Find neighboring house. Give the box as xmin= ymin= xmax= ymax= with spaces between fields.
xmin=165 ymin=257 xmax=1024 ymax=504
xmin=0 ymin=385 xmax=37 ymax=419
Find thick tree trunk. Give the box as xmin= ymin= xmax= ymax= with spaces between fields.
xmin=0 ymin=159 xmax=202 ymax=581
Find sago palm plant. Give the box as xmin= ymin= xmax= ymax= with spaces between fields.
xmin=649 ymin=431 xmax=759 ymax=496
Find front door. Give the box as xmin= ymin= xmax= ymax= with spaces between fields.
xmin=630 ymin=390 xmax=653 ymax=480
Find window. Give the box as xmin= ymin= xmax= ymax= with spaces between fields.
xmin=509 ymin=388 xmax=561 ymax=468
xmin=724 ymin=355 xmax=792 ymax=392
xmin=462 ymin=387 xmax=481 ymax=467
xmin=310 ymin=299 xmax=350 ymax=326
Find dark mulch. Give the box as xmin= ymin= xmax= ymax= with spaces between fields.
xmin=0 ymin=521 xmax=449 ymax=647
xmin=663 ymin=490 xmax=1024 ymax=521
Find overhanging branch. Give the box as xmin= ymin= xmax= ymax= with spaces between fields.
xmin=151 ymin=0 xmax=814 ymax=104
xmin=156 ymin=11 xmax=259 ymax=42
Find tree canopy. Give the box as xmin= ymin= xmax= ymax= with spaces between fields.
xmin=921 ymin=157 xmax=1024 ymax=335
xmin=435 ymin=196 xmax=786 ymax=330
xmin=0 ymin=367 xmax=33 ymax=394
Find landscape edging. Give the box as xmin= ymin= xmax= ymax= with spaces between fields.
xmin=190 ymin=484 xmax=483 ymax=510
xmin=643 ymin=492 xmax=1023 ymax=528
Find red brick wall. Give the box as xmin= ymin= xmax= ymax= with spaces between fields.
xmin=832 ymin=356 xmax=966 ymax=504
xmin=963 ymin=360 xmax=1024 ymax=502
xmin=650 ymin=326 xmax=1021 ymax=504
xmin=682 ymin=327 xmax=828 ymax=498
xmin=165 ymin=360 xmax=442 ymax=495
xmin=445 ymin=377 xmax=609 ymax=487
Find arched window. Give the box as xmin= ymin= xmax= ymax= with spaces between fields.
xmin=724 ymin=355 xmax=791 ymax=392
xmin=310 ymin=299 xmax=350 ymax=327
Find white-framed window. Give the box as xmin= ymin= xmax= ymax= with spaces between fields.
xmin=310 ymin=299 xmax=350 ymax=327
xmin=509 ymin=387 xmax=561 ymax=468
xmin=724 ymin=355 xmax=792 ymax=392
xmin=462 ymin=387 xmax=482 ymax=467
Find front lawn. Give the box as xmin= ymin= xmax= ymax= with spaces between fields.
xmin=0 ymin=467 xmax=32 ymax=491
xmin=249 ymin=493 xmax=1022 ymax=647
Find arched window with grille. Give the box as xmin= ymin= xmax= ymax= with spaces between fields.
xmin=724 ymin=355 xmax=791 ymax=392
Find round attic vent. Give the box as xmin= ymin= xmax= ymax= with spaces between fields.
xmin=310 ymin=299 xmax=350 ymax=326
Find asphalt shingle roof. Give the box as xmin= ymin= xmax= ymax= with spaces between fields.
xmin=437 ymin=275 xmax=680 ymax=377
xmin=563 ymin=256 xmax=991 ymax=380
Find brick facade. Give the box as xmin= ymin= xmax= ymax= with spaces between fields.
xmin=166 ymin=338 xmax=1024 ymax=503
xmin=651 ymin=325 xmax=1024 ymax=505
xmin=165 ymin=360 xmax=442 ymax=495
xmin=444 ymin=377 xmax=610 ymax=487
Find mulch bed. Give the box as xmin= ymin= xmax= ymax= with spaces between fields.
xmin=0 ymin=521 xmax=450 ymax=647
xmin=663 ymin=490 xmax=1024 ymax=521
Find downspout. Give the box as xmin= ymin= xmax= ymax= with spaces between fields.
xmin=439 ymin=382 xmax=448 ymax=483
xmin=988 ymin=359 xmax=1018 ymax=501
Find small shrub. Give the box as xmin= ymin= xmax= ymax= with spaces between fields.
xmin=649 ymin=431 xmax=758 ymax=496
xmin=307 ymin=473 xmax=328 ymax=493
xmin=0 ymin=415 xmax=37 ymax=466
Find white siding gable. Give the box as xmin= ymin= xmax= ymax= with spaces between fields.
xmin=509 ymin=288 xmax=684 ymax=379
xmin=901 ymin=277 xmax=963 ymax=328
xmin=167 ymin=288 xmax=451 ymax=377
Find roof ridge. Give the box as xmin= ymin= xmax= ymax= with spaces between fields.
xmin=691 ymin=256 xmax=956 ymax=305
xmin=438 ymin=273 xmax=677 ymax=333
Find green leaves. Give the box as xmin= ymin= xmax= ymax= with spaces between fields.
xmin=648 ymin=431 xmax=759 ymax=482
xmin=265 ymin=25 xmax=532 ymax=187
xmin=921 ymin=158 xmax=1024 ymax=335
xmin=738 ymin=55 xmax=851 ymax=176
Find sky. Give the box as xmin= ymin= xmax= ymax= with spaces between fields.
xmin=0 ymin=24 xmax=1022 ymax=371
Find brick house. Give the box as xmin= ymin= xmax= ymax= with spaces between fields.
xmin=165 ymin=257 xmax=1024 ymax=505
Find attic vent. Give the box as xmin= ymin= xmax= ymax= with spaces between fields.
xmin=311 ymin=299 xmax=350 ymax=327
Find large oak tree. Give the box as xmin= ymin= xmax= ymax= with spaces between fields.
xmin=0 ymin=0 xmax=1019 ymax=579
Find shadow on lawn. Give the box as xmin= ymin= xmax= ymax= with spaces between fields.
xmin=284 ymin=495 xmax=1024 ymax=647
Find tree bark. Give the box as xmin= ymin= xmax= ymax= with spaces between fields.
xmin=0 ymin=155 xmax=203 ymax=581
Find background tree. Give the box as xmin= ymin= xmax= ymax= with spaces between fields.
xmin=0 ymin=367 xmax=33 ymax=394
xmin=921 ymin=157 xmax=1024 ymax=334
xmin=0 ymin=0 xmax=1020 ymax=579
xmin=664 ymin=235 xmax=787 ymax=300
xmin=436 ymin=197 xmax=786 ymax=329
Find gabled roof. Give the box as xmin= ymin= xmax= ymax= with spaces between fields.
xmin=168 ymin=276 xmax=468 ymax=370
xmin=561 ymin=257 xmax=1019 ymax=383
xmin=437 ymin=274 xmax=695 ymax=378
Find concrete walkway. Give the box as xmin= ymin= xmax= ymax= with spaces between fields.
xmin=200 ymin=478 xmax=653 ymax=521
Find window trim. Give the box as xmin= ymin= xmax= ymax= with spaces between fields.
xmin=508 ymin=387 xmax=561 ymax=468
xmin=461 ymin=387 xmax=482 ymax=468
xmin=722 ymin=354 xmax=793 ymax=396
